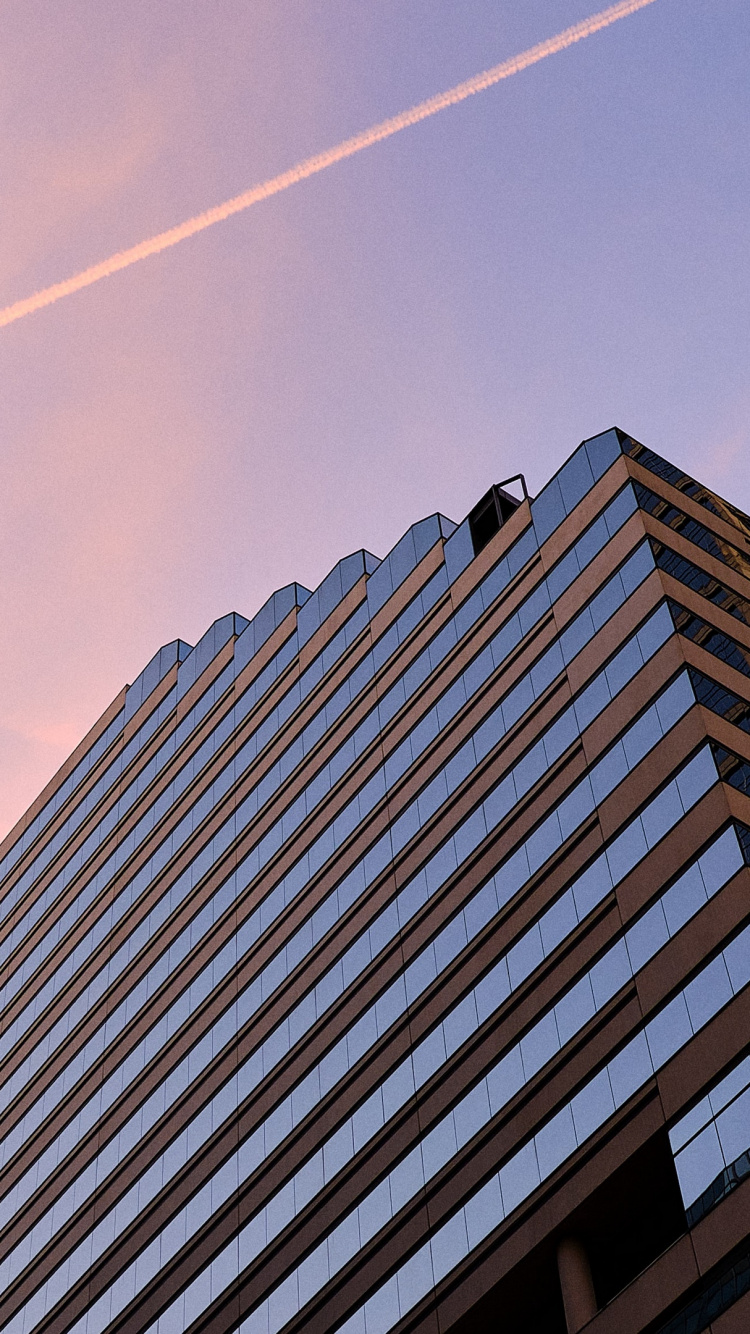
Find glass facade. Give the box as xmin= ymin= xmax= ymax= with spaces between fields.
xmin=0 ymin=429 xmax=749 ymax=1334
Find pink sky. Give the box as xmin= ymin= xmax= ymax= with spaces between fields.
xmin=1 ymin=0 xmax=748 ymax=839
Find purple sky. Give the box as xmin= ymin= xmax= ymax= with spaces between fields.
xmin=1 ymin=0 xmax=748 ymax=838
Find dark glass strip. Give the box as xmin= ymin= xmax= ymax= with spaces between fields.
xmin=635 ymin=481 xmax=750 ymax=582
xmin=651 ymin=538 xmax=750 ymax=629
xmin=689 ymin=668 xmax=750 ymax=735
xmin=686 ymin=1146 xmax=750 ymax=1229
xmin=735 ymin=821 xmax=750 ymax=866
xmin=668 ymin=601 xmax=750 ymax=678
xmin=711 ymin=744 xmax=750 ymax=796
xmin=623 ymin=438 xmax=750 ymax=539
xmin=654 ymin=1244 xmax=750 ymax=1334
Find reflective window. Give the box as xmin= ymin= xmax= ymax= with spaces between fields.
xmin=650 ymin=538 xmax=750 ymax=628
xmin=670 ymin=1051 xmax=750 ymax=1225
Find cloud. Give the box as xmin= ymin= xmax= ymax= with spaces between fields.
xmin=0 ymin=0 xmax=660 ymax=328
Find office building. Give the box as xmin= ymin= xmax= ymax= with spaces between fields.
xmin=0 ymin=428 xmax=748 ymax=1334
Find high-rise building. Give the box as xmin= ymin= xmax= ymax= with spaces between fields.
xmin=0 ymin=428 xmax=748 ymax=1334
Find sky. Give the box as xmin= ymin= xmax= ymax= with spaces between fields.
xmin=0 ymin=0 xmax=748 ymax=840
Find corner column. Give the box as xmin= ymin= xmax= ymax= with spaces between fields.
xmin=557 ymin=1235 xmax=598 ymax=1333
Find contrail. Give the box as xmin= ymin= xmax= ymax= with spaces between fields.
xmin=0 ymin=0 xmax=659 ymax=329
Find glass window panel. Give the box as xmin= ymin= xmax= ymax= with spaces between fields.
xmin=655 ymin=672 xmax=694 ymax=733
xmin=382 ymin=1059 xmax=415 ymax=1121
xmin=675 ymin=1124 xmax=726 ymax=1207
xmin=424 ymin=841 xmax=458 ymax=895
xmin=641 ymin=783 xmax=685 ymax=849
xmin=609 ymin=1031 xmax=654 ymax=1108
xmin=507 ymin=923 xmax=544 ymax=990
xmin=560 ymin=447 xmax=596 ymax=513
xmin=669 ymin=1096 xmax=713 ymax=1153
xmin=374 ymin=1153 xmax=417 ymax=1228
xmin=464 ymin=880 xmax=499 ymax=940
xmin=637 ymin=602 xmax=673 ymax=659
xmin=684 ymin=956 xmax=733 ymax=1032
xmin=483 ymin=775 xmax=517 ymax=832
xmin=557 ymin=779 xmax=595 ymax=841
xmin=591 ymin=744 xmax=629 ymax=803
xmin=421 ymin=1115 xmax=458 ymax=1181
xmin=590 ymin=580 xmax=622 ymax=633
xmin=486 ymin=1047 xmax=525 ymax=1115
xmin=646 ymin=993 xmax=693 ymax=1070
xmin=396 ymin=1243 xmax=434 ymax=1316
xmin=514 ymin=744 xmax=548 ymax=799
xmin=520 ymin=1011 xmax=560 ymax=1079
xmin=246 ymin=1300 xmax=271 ymax=1334
xmin=463 ymin=1175 xmax=504 ymax=1249
xmin=571 ymin=1068 xmax=615 ymax=1143
xmin=716 ymin=1087 xmax=750 ymax=1164
xmin=474 ymin=957 xmax=511 ymax=1024
xmin=676 ymin=747 xmax=717 ymax=811
xmin=453 ymin=1080 xmax=492 ymax=1150
xmin=473 ymin=706 xmax=505 ymax=762
xmin=499 ymin=1140 xmax=540 ymax=1214
xmin=352 ymin=1092 xmax=385 ymax=1153
xmin=662 ymin=865 xmax=707 ymax=935
xmin=590 ymin=940 xmax=632 ymax=1008
xmin=412 ymin=1027 xmax=447 ymax=1089
xmin=532 ymin=478 xmax=566 ymax=545
xmin=626 ymin=901 xmax=669 ymax=973
xmin=555 ymin=975 xmax=596 ymax=1047
xmin=358 ymin=1180 xmax=391 ymax=1246
xmin=434 ymin=915 xmax=469 ymax=973
xmin=572 ymin=857 xmax=613 ymax=920
xmin=375 ymin=976 xmax=407 ymax=1035
xmin=575 ymin=672 xmax=612 ymax=732
xmin=404 ymin=946 xmax=438 ymax=1004
xmin=723 ymin=925 xmax=750 ymax=993
xmin=535 ymin=1104 xmax=577 ymax=1180
xmin=543 ymin=709 xmax=579 ymax=767
xmin=621 ymin=542 xmax=655 ymax=596
xmin=443 ymin=992 xmax=479 ymax=1058
xmin=693 ymin=827 xmax=741 ymax=891
xmin=561 ymin=608 xmax=595 ymax=665
xmin=526 ymin=812 xmax=563 ymax=874
xmin=575 ymin=514 xmax=608 ymax=570
xmin=444 ymin=741 xmax=475 ymax=796
xmin=699 ymin=828 xmax=743 ymax=893
xmin=364 ymin=1274 xmax=400 ymax=1334
xmin=585 ymin=429 xmax=622 ymax=480
xmin=431 ymin=1210 xmax=470 ymax=1284
xmin=453 ymin=806 xmax=488 ymax=868
xmin=540 ymin=890 xmax=578 ymax=957
xmin=531 ymin=641 xmax=564 ymax=696
xmin=294 ymin=1150 xmax=325 ymax=1210
xmin=502 ymin=675 xmax=535 ymax=729
xmin=606 ymin=819 xmax=649 ymax=885
xmin=709 ymin=1054 xmax=750 ymax=1117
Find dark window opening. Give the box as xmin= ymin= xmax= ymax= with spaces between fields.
xmin=469 ymin=484 xmax=523 ymax=557
xmin=449 ymin=1236 xmax=567 ymax=1334
xmin=561 ymin=1132 xmax=686 ymax=1312
xmin=449 ymin=1134 xmax=685 ymax=1334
